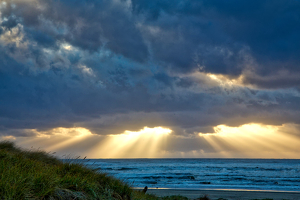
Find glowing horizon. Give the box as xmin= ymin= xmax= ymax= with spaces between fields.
xmin=2 ymin=123 xmax=300 ymax=159
xmin=88 ymin=126 xmax=172 ymax=158
xmin=198 ymin=124 xmax=300 ymax=158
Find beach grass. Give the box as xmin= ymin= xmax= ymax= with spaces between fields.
xmin=0 ymin=141 xmax=133 ymax=199
xmin=0 ymin=141 xmax=193 ymax=200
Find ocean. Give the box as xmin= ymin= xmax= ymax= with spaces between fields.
xmin=76 ymin=159 xmax=300 ymax=191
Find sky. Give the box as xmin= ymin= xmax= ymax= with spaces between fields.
xmin=1 ymin=0 xmax=300 ymax=158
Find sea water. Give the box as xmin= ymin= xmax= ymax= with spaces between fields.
xmin=77 ymin=159 xmax=300 ymax=191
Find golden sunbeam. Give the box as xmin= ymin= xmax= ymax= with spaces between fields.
xmin=199 ymin=123 xmax=300 ymax=158
xmin=89 ymin=127 xmax=172 ymax=158
xmin=17 ymin=127 xmax=95 ymax=155
xmin=8 ymin=124 xmax=300 ymax=158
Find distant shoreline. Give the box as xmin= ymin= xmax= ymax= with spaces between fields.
xmin=141 ymin=188 xmax=300 ymax=200
xmin=134 ymin=187 xmax=300 ymax=193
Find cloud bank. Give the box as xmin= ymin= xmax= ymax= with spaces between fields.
xmin=1 ymin=0 xmax=300 ymax=157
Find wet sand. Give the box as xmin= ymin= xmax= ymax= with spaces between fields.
xmin=145 ymin=188 xmax=300 ymax=200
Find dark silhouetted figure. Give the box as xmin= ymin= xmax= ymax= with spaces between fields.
xmin=142 ymin=186 xmax=148 ymax=194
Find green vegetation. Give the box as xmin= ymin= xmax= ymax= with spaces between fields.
xmin=196 ymin=195 xmax=210 ymax=200
xmin=0 ymin=141 xmax=191 ymax=200
xmin=0 ymin=141 xmax=133 ymax=199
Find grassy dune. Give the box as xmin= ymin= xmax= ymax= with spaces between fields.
xmin=0 ymin=141 xmax=190 ymax=200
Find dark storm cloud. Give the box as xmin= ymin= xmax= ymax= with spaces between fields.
xmin=132 ymin=0 xmax=300 ymax=81
xmin=1 ymin=15 xmax=19 ymax=29
xmin=3 ymin=0 xmax=300 ymax=78
xmin=0 ymin=127 xmax=37 ymax=137
xmin=1 ymin=0 xmax=148 ymax=61
xmin=242 ymin=71 xmax=300 ymax=89
xmin=0 ymin=0 xmax=300 ymax=140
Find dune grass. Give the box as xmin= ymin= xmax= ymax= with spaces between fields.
xmin=0 ymin=141 xmax=132 ymax=199
xmin=0 ymin=141 xmax=192 ymax=200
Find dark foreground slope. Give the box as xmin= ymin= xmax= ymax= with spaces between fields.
xmin=0 ymin=141 xmax=189 ymax=200
xmin=0 ymin=141 xmax=136 ymax=199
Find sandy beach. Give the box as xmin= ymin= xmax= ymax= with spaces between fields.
xmin=145 ymin=188 xmax=300 ymax=200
